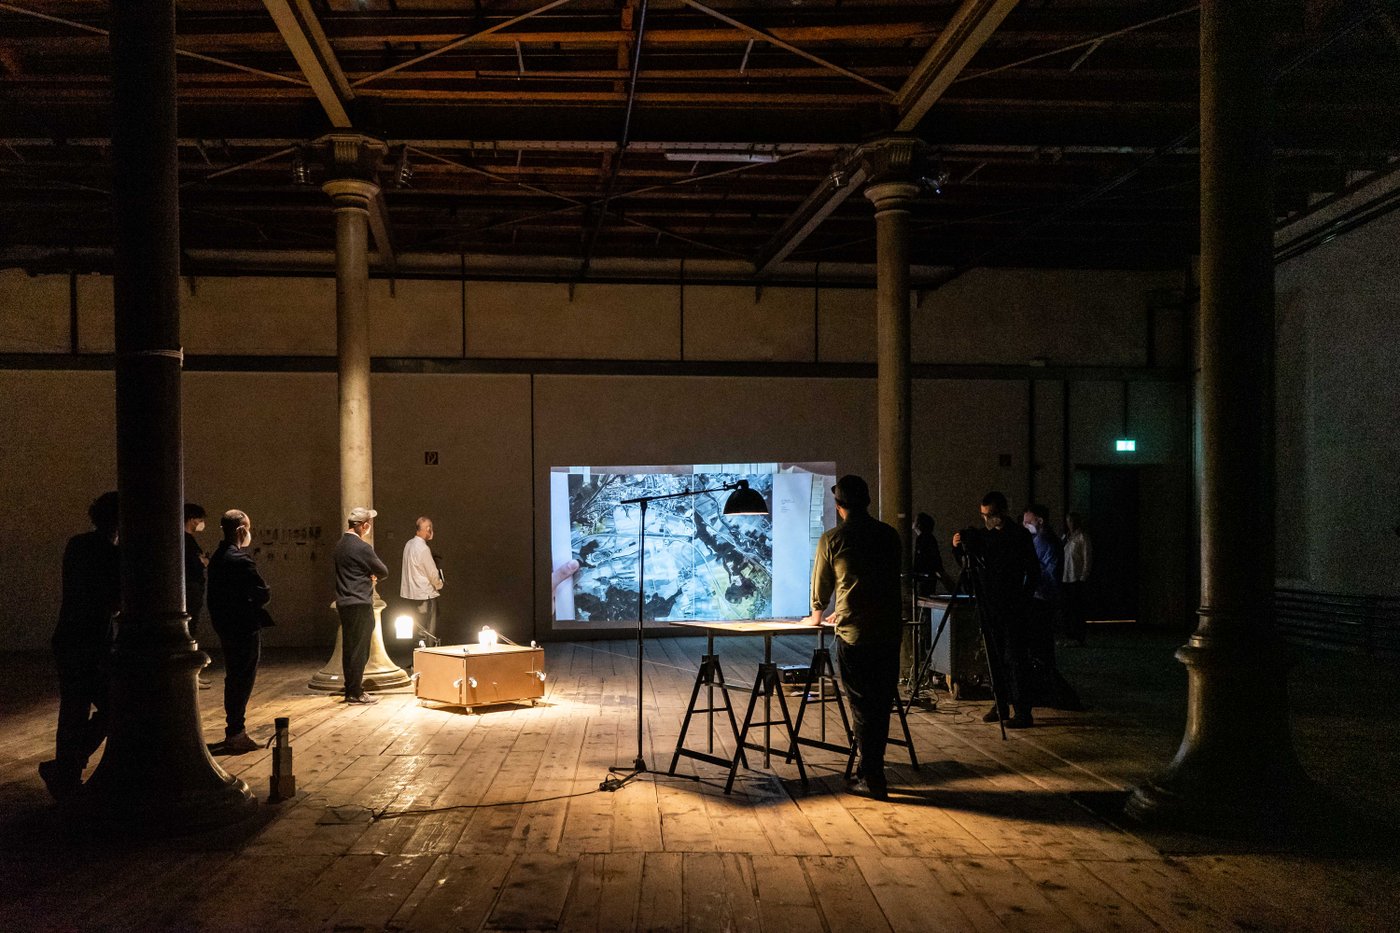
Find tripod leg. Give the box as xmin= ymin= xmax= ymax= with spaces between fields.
xmin=976 ymin=611 xmax=1009 ymax=742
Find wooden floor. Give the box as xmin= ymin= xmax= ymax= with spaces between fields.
xmin=2 ymin=629 xmax=1398 ymax=932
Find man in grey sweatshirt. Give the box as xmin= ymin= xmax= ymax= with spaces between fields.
xmin=333 ymin=507 xmax=389 ymax=704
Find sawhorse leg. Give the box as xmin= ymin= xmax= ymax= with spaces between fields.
xmin=786 ymin=645 xmax=854 ymax=763
xmin=669 ymin=653 xmax=747 ymax=777
xmin=727 ymin=662 xmax=808 ymax=794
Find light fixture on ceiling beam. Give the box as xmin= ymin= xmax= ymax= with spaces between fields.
xmin=662 ymin=151 xmax=779 ymax=163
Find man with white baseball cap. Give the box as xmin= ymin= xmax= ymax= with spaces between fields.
xmin=333 ymin=507 xmax=388 ymax=704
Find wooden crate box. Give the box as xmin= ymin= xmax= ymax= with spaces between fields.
xmin=413 ymin=644 xmax=546 ymax=711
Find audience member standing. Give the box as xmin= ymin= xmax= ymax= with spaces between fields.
xmin=184 ymin=502 xmax=212 ymax=688
xmin=1061 ymin=511 xmax=1093 ymax=644
xmin=401 ymin=516 xmax=444 ymax=639
xmin=952 ymin=491 xmax=1039 ymax=728
xmin=1024 ymin=503 xmax=1084 ymax=711
xmin=206 ymin=509 xmax=271 ymax=754
xmin=39 ymin=491 xmax=120 ymax=800
xmin=334 ymin=507 xmax=388 ymax=704
xmin=806 ymin=475 xmax=902 ymax=799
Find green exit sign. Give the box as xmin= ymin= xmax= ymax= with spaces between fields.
xmin=1115 ymin=438 xmax=1137 ymax=453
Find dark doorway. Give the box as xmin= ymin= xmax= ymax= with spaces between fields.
xmin=1072 ymin=466 xmax=1140 ymax=622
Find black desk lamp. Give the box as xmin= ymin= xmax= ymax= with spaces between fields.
xmin=601 ymin=479 xmax=769 ymax=791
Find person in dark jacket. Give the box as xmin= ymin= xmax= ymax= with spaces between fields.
xmin=805 ymin=475 xmax=902 ymax=799
xmin=39 ymin=491 xmax=120 ymax=800
xmin=207 ymin=509 xmax=271 ymax=754
xmin=953 ymin=491 xmax=1040 ymax=728
xmin=184 ymin=502 xmax=212 ymax=689
xmin=912 ymin=512 xmax=956 ymax=597
xmin=1023 ymin=503 xmax=1084 ymax=711
xmin=333 ymin=507 xmax=389 ymax=704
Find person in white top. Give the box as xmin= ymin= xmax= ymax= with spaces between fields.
xmin=401 ymin=516 xmax=444 ymax=638
xmin=1061 ymin=512 xmax=1092 ymax=644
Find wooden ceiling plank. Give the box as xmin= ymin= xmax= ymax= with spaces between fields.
xmin=351 ymin=0 xmax=578 ymax=89
xmin=678 ymin=0 xmax=896 ymax=95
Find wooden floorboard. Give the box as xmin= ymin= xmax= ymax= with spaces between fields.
xmin=2 ymin=631 xmax=1398 ymax=931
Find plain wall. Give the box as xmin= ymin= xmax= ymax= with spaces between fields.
xmin=1 ymin=266 xmax=1193 ymax=648
xmin=1275 ymin=209 xmax=1400 ymax=595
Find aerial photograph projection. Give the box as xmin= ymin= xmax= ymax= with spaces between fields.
xmin=549 ymin=463 xmax=835 ymax=624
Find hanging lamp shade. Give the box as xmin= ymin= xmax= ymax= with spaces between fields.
xmin=722 ymin=480 xmax=769 ymax=516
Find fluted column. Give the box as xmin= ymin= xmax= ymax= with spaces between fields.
xmin=855 ymin=136 xmax=931 ymax=605
xmin=84 ymin=0 xmax=256 ymax=830
xmin=310 ymin=139 xmax=408 ymax=690
xmin=1126 ymin=0 xmax=1308 ymax=834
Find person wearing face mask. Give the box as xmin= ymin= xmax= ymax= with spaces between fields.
xmin=206 ymin=509 xmax=272 ymax=754
xmin=805 ymin=474 xmax=902 ymax=800
xmin=952 ymin=491 xmax=1039 ymax=728
xmin=184 ymin=503 xmax=212 ymax=689
xmin=1022 ymin=504 xmax=1084 ymax=711
xmin=39 ymin=491 xmax=121 ymax=800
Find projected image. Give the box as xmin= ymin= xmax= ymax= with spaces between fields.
xmin=550 ymin=464 xmax=836 ymax=624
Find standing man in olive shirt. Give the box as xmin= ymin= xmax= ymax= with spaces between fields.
xmin=333 ymin=507 xmax=389 ymax=704
xmin=805 ymin=475 xmax=902 ymax=799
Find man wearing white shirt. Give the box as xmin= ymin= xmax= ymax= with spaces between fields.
xmin=1061 ymin=511 xmax=1093 ymax=644
xmin=401 ymin=516 xmax=444 ymax=639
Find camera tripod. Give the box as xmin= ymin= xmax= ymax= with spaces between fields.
xmin=907 ymin=552 xmax=1009 ymax=740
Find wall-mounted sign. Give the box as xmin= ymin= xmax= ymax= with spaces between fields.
xmin=425 ymin=451 xmax=439 ymax=466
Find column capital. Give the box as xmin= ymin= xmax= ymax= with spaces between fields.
xmin=314 ymin=132 xmax=388 ymax=183
xmin=851 ymin=132 xmax=929 ymax=189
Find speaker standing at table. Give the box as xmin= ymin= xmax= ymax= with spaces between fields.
xmin=805 ymin=475 xmax=902 ymax=801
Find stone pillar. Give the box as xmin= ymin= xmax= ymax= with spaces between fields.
xmin=310 ymin=139 xmax=408 ymax=690
xmin=1126 ymin=0 xmax=1308 ymax=834
xmin=83 ymin=0 xmax=255 ymax=830
xmin=856 ymin=136 xmax=931 ymax=603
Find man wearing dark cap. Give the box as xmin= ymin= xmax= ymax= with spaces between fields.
xmin=805 ymin=474 xmax=902 ymax=799
xmin=333 ymin=507 xmax=388 ymax=704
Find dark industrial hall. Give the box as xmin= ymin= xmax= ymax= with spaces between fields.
xmin=1 ymin=0 xmax=1398 ymax=930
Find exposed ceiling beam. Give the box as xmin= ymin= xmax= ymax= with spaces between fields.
xmin=262 ymin=0 xmax=397 ymax=271
xmin=756 ymin=0 xmax=1019 ymax=273
xmin=893 ymin=0 xmax=1020 ymax=132
xmin=261 ymin=0 xmax=354 ymax=127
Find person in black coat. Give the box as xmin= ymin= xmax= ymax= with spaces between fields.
xmin=39 ymin=491 xmax=120 ymax=800
xmin=952 ymin=491 xmax=1040 ymax=728
xmin=207 ymin=509 xmax=272 ymax=754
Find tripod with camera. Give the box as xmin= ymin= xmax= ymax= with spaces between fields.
xmin=908 ymin=548 xmax=1010 ymax=740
